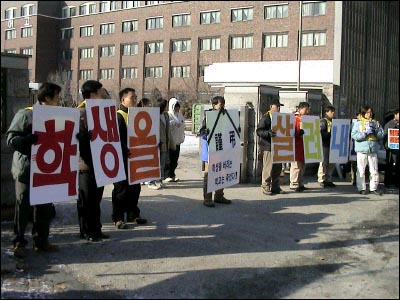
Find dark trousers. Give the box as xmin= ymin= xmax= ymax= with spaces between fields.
xmin=77 ymin=171 xmax=104 ymax=238
xmin=167 ymin=145 xmax=181 ymax=178
xmin=384 ymin=150 xmax=399 ymax=187
xmin=112 ymin=180 xmax=141 ymax=222
xmin=14 ymin=180 xmax=53 ymax=248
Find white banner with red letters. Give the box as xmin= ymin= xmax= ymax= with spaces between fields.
xmin=30 ymin=105 xmax=80 ymax=205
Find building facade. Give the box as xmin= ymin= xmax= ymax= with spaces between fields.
xmin=1 ymin=1 xmax=398 ymax=120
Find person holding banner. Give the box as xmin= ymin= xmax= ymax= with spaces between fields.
xmin=383 ymin=108 xmax=399 ymax=188
xmin=318 ymin=106 xmax=337 ymax=188
xmin=256 ymin=99 xmax=287 ymax=195
xmin=290 ymin=102 xmax=310 ymax=192
xmin=112 ymin=88 xmax=147 ymax=229
xmin=6 ymin=82 xmax=62 ymax=257
xmin=199 ymin=96 xmax=232 ymax=207
xmin=76 ymin=80 xmax=111 ymax=241
xmin=351 ymin=105 xmax=384 ymax=195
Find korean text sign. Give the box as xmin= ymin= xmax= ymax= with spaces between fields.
xmin=271 ymin=112 xmax=295 ymax=163
xmin=206 ymin=109 xmax=241 ymax=193
xmin=127 ymin=107 xmax=160 ymax=184
xmin=86 ymin=99 xmax=126 ymax=187
xmin=388 ymin=128 xmax=399 ymax=149
xmin=30 ymin=105 xmax=79 ymax=205
xmin=302 ymin=115 xmax=323 ymax=163
xmin=329 ymin=119 xmax=351 ymax=164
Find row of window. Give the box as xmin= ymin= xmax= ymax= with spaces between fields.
xmin=4 ymin=1 xmax=326 ymax=22
xmin=4 ymin=27 xmax=32 ymax=39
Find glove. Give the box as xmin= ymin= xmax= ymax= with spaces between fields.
xmin=23 ymin=133 xmax=38 ymax=146
xmin=76 ymin=131 xmax=92 ymax=142
xmin=269 ymin=130 xmax=277 ymax=137
xmin=299 ymin=129 xmax=305 ymax=135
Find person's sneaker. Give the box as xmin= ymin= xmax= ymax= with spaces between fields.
xmin=263 ymin=189 xmax=273 ymax=196
xmin=359 ymin=190 xmax=368 ymax=195
xmin=203 ymin=200 xmax=215 ymax=207
xmin=148 ymin=182 xmax=161 ymax=190
xmin=164 ymin=177 xmax=174 ymax=182
xmin=319 ymin=182 xmax=326 ymax=187
xmin=133 ymin=217 xmax=147 ymax=225
xmin=86 ymin=236 xmax=102 ymax=242
xmin=157 ymin=181 xmax=164 ymax=188
xmin=271 ymin=189 xmax=287 ymax=195
xmin=12 ymin=243 xmax=27 ymax=258
xmin=370 ymin=190 xmax=383 ymax=196
xmin=214 ymin=197 xmax=231 ymax=204
xmin=115 ymin=220 xmax=128 ymax=229
xmin=173 ymin=177 xmax=180 ymax=182
xmin=34 ymin=243 xmax=59 ymax=253
xmin=291 ymin=187 xmax=303 ymax=192
xmin=326 ymin=182 xmax=336 ymax=187
xmin=299 ymin=186 xmax=308 ymax=191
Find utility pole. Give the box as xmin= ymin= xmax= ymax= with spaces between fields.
xmin=297 ymin=1 xmax=303 ymax=91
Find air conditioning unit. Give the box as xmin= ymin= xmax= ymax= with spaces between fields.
xmin=24 ymin=17 xmax=30 ymax=26
xmin=7 ymin=19 xmax=14 ymax=28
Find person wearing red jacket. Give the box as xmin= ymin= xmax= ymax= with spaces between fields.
xmin=290 ymin=102 xmax=310 ymax=192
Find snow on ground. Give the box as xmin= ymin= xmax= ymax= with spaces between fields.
xmin=180 ymin=131 xmax=200 ymax=155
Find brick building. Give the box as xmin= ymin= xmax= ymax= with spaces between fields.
xmin=1 ymin=1 xmax=398 ymax=120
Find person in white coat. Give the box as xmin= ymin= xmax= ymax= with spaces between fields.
xmin=165 ymin=98 xmax=185 ymax=182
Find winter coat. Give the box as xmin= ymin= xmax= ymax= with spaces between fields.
xmin=320 ymin=115 xmax=333 ymax=147
xmin=159 ymin=111 xmax=176 ymax=152
xmin=294 ymin=114 xmax=305 ymax=162
xmin=351 ymin=117 xmax=384 ymax=154
xmin=256 ymin=111 xmax=273 ymax=152
xmin=168 ymin=98 xmax=185 ymax=145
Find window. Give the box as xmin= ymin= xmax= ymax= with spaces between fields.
xmin=79 ymin=2 xmax=96 ymax=15
xmin=100 ymin=69 xmax=114 ymax=79
xmin=122 ymin=43 xmax=138 ymax=55
xmin=146 ymin=17 xmax=163 ymax=30
xmin=264 ymin=33 xmax=288 ymax=48
xmin=80 ymin=47 xmax=94 ymax=58
xmin=122 ymin=1 xmax=140 ymax=8
xmin=302 ymin=32 xmax=326 ymax=47
xmin=145 ymin=1 xmax=164 ymax=5
xmin=100 ymin=45 xmax=115 ymax=57
xmin=80 ymin=25 xmax=94 ymax=37
xmin=80 ymin=69 xmax=93 ymax=80
xmin=198 ymin=65 xmax=209 ymax=77
xmin=171 ymin=66 xmax=190 ymax=78
xmin=5 ymin=7 xmax=17 ymax=19
xmin=21 ymin=48 xmax=33 ymax=56
xmin=100 ymin=1 xmax=116 ymax=12
xmin=21 ymin=4 xmax=35 ymax=16
xmin=264 ymin=4 xmax=288 ymax=19
xmin=61 ymin=28 xmax=73 ymax=39
xmin=122 ymin=20 xmax=138 ymax=32
xmin=21 ymin=27 xmax=33 ymax=38
xmin=122 ymin=67 xmax=138 ymax=79
xmin=231 ymin=7 xmax=253 ymax=22
xmin=200 ymin=11 xmax=220 ymax=24
xmin=100 ymin=23 xmax=115 ymax=35
xmin=5 ymin=29 xmax=16 ymax=40
xmin=145 ymin=66 xmax=163 ymax=78
xmin=5 ymin=49 xmax=17 ymax=54
xmin=62 ymin=49 xmax=73 ymax=60
xmin=62 ymin=6 xmax=76 ymax=18
xmin=172 ymin=14 xmax=191 ymax=27
xmin=172 ymin=39 xmax=191 ymax=52
xmin=146 ymin=41 xmax=163 ymax=54
xmin=200 ymin=37 xmax=220 ymax=51
xmin=231 ymin=35 xmax=253 ymax=49
xmin=302 ymin=1 xmax=326 ymax=16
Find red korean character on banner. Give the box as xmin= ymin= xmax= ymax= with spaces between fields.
xmin=129 ymin=111 xmax=159 ymax=182
xmin=272 ymin=114 xmax=294 ymax=162
xmin=32 ymin=120 xmax=77 ymax=196
xmin=90 ymin=105 xmax=120 ymax=178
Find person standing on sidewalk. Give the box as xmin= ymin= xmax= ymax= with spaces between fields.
xmin=76 ymin=80 xmax=111 ymax=241
xmin=165 ymin=97 xmax=185 ymax=183
xmin=318 ymin=105 xmax=337 ymax=188
xmin=112 ymin=88 xmax=147 ymax=229
xmin=199 ymin=96 xmax=231 ymax=207
xmin=383 ymin=108 xmax=399 ymax=188
xmin=351 ymin=105 xmax=384 ymax=195
xmin=256 ymin=99 xmax=287 ymax=195
xmin=6 ymin=82 xmax=62 ymax=257
xmin=290 ymin=102 xmax=310 ymax=192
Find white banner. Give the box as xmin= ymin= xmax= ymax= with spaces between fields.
xmin=271 ymin=112 xmax=295 ymax=163
xmin=86 ymin=99 xmax=126 ymax=187
xmin=302 ymin=115 xmax=323 ymax=163
xmin=329 ymin=119 xmax=351 ymax=164
xmin=127 ymin=107 xmax=160 ymax=184
xmin=30 ymin=105 xmax=79 ymax=205
xmin=207 ymin=109 xmax=241 ymax=193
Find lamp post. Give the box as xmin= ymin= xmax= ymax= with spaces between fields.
xmin=297 ymin=1 xmax=303 ymax=91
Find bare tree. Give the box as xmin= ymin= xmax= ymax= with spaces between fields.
xmin=47 ymin=69 xmax=76 ymax=107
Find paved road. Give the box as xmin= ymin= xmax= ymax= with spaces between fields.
xmin=1 ymin=142 xmax=399 ymax=299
